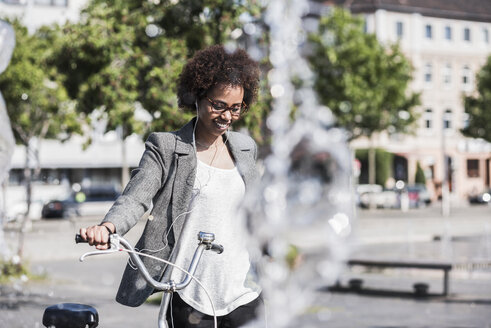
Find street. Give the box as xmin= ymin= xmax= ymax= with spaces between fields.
xmin=1 ymin=204 xmax=490 ymax=327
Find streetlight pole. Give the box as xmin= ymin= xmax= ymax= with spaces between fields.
xmin=441 ymin=116 xmax=450 ymax=217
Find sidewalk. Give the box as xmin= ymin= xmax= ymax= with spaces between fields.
xmin=1 ymin=204 xmax=490 ymax=327
xmin=328 ymin=204 xmax=491 ymax=328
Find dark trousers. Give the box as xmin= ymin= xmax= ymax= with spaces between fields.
xmin=168 ymin=293 xmax=262 ymax=328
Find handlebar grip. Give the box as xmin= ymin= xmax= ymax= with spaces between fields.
xmin=210 ymin=243 xmax=224 ymax=254
xmin=75 ymin=234 xmax=88 ymax=244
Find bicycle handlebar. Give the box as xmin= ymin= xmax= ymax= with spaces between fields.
xmin=209 ymin=243 xmax=224 ymax=254
xmin=75 ymin=234 xmax=87 ymax=244
xmin=75 ymin=231 xmax=224 ymax=292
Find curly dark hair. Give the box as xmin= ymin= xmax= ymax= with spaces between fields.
xmin=177 ymin=45 xmax=260 ymax=112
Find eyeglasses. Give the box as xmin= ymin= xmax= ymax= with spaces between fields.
xmin=206 ymin=97 xmax=247 ymax=116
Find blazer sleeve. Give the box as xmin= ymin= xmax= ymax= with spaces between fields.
xmin=101 ymin=132 xmax=173 ymax=236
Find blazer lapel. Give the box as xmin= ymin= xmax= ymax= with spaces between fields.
xmin=170 ymin=119 xmax=197 ymax=243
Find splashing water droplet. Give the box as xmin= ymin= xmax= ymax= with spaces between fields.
xmin=244 ymin=23 xmax=257 ymax=35
xmin=145 ymin=24 xmax=160 ymax=38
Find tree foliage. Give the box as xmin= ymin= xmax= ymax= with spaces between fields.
xmin=415 ymin=161 xmax=426 ymax=185
xmin=355 ymin=148 xmax=393 ymax=186
xmin=308 ymin=8 xmax=420 ymax=141
xmin=462 ymin=55 xmax=491 ymax=143
xmin=152 ymin=0 xmax=264 ymax=54
xmin=0 ymin=19 xmax=83 ymax=260
xmin=53 ymin=0 xmax=267 ymax=141
xmin=0 ymin=19 xmax=81 ymax=146
xmin=52 ymin=1 xmax=190 ymax=138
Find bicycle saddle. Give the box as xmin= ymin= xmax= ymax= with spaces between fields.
xmin=42 ymin=303 xmax=99 ymax=328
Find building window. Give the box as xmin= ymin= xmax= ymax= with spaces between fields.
xmin=464 ymin=27 xmax=471 ymax=42
xmin=483 ymin=28 xmax=489 ymax=44
xmin=445 ymin=26 xmax=452 ymax=40
xmin=443 ymin=63 xmax=452 ymax=85
xmin=462 ymin=65 xmax=472 ymax=87
xmin=443 ymin=109 xmax=452 ymax=129
xmin=424 ymin=108 xmax=433 ymax=129
xmin=467 ymin=159 xmax=480 ymax=178
xmin=424 ymin=63 xmax=433 ymax=83
xmin=425 ymin=25 xmax=433 ymax=39
xmin=396 ymin=21 xmax=403 ymax=38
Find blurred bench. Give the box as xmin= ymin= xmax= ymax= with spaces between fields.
xmin=347 ymin=259 xmax=453 ymax=296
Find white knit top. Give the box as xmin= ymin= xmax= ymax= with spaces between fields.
xmin=169 ymin=159 xmax=261 ymax=316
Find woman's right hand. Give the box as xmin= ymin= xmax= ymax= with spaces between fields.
xmin=79 ymin=222 xmax=115 ymax=250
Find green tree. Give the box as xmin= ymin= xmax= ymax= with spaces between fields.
xmin=0 ymin=20 xmax=82 ymax=258
xmin=462 ymin=55 xmax=491 ymax=143
xmin=52 ymin=1 xmax=190 ymax=185
xmin=415 ymin=161 xmax=426 ymax=184
xmin=0 ymin=22 xmax=81 ymax=145
xmin=153 ymin=0 xmax=264 ymax=53
xmin=54 ymin=0 xmax=191 ymax=131
xmin=308 ymin=8 xmax=420 ymax=184
xmin=54 ymin=0 xmax=268 ymax=183
xmin=308 ymin=8 xmax=420 ymax=140
xmin=355 ymin=148 xmax=393 ymax=186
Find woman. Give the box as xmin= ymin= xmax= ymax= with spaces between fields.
xmin=79 ymin=45 xmax=262 ymax=327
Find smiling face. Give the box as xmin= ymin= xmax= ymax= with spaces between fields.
xmin=196 ymin=83 xmax=244 ymax=140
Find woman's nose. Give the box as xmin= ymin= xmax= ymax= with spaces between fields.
xmin=221 ymin=109 xmax=232 ymax=120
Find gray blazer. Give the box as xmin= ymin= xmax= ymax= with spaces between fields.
xmin=101 ymin=118 xmax=258 ymax=307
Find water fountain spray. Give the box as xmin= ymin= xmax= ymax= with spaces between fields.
xmin=0 ymin=20 xmax=16 ymax=261
xmin=0 ymin=20 xmax=16 ymax=184
xmin=242 ymin=1 xmax=355 ymax=326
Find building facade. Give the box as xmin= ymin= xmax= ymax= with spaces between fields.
xmin=335 ymin=0 xmax=491 ymax=202
xmin=0 ymin=0 xmax=87 ymax=32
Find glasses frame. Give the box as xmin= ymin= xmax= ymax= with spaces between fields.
xmin=206 ymin=97 xmax=247 ymax=116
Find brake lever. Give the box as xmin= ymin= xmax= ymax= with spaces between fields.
xmin=79 ymin=234 xmax=121 ymax=262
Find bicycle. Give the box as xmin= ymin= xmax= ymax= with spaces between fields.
xmin=42 ymin=231 xmax=224 ymax=328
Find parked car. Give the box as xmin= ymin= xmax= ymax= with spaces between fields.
xmin=356 ymin=183 xmax=433 ymax=209
xmin=407 ymin=184 xmax=432 ymax=207
xmin=356 ymin=184 xmax=383 ymax=195
xmin=41 ymin=186 xmax=120 ymax=219
xmin=356 ymin=184 xmax=382 ymax=208
xmin=41 ymin=195 xmax=80 ymax=219
xmin=468 ymin=189 xmax=491 ymax=204
xmin=360 ymin=188 xmax=400 ymax=209
xmin=356 ymin=184 xmax=401 ymax=209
